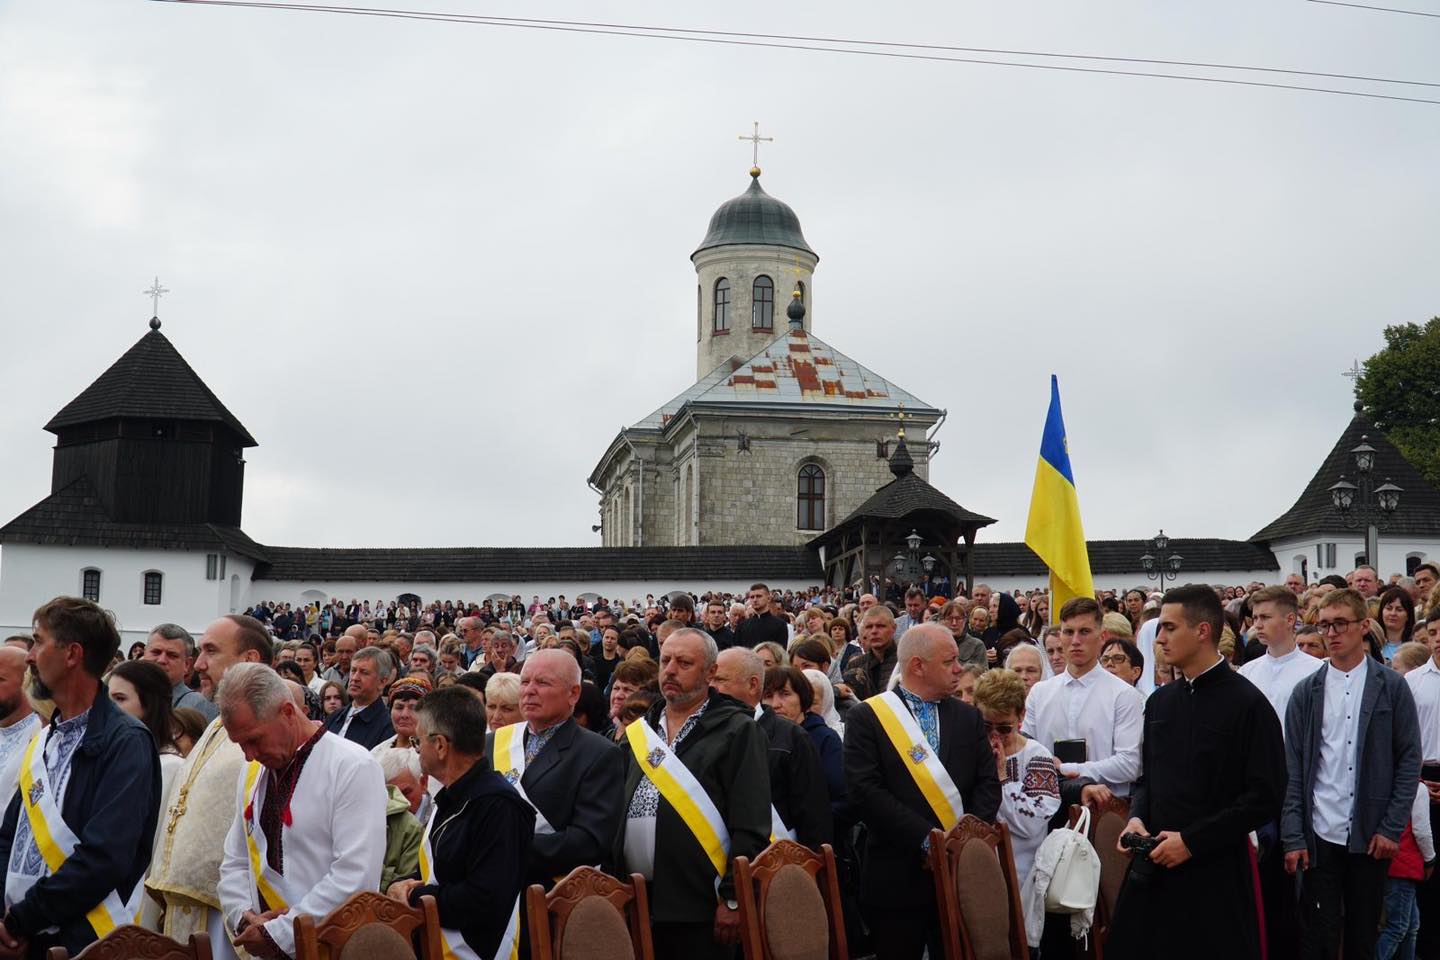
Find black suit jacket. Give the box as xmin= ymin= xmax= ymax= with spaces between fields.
xmin=322 ymin=697 xmax=395 ymax=750
xmin=757 ymin=707 xmax=833 ymax=850
xmin=485 ymin=718 xmax=625 ymax=886
xmin=843 ymin=693 xmax=1000 ymax=907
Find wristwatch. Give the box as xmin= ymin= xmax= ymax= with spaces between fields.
xmin=724 ymin=899 xmax=739 ymax=911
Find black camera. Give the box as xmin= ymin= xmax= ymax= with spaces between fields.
xmin=1120 ymin=832 xmax=1159 ymax=857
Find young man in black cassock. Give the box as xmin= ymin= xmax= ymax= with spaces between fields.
xmin=1106 ymin=585 xmax=1287 ymax=960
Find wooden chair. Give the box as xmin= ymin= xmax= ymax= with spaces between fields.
xmin=294 ymin=891 xmax=442 ymax=960
xmin=526 ymin=866 xmax=654 ymax=960
xmin=734 ymin=839 xmax=849 ymax=960
xmin=46 ymin=926 xmax=211 ymax=960
xmin=1068 ymin=796 xmax=1130 ymax=958
xmin=928 ymin=816 xmax=1029 ymax=960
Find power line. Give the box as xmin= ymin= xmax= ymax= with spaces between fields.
xmin=152 ymin=0 xmax=1440 ymax=106
xmin=1307 ymin=0 xmax=1440 ymax=17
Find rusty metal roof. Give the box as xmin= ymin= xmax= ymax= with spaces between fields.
xmin=631 ymin=328 xmax=938 ymax=431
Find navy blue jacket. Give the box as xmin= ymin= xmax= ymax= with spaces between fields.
xmin=0 ymin=693 xmax=160 ymax=956
xmin=322 ymin=696 xmax=395 ymax=750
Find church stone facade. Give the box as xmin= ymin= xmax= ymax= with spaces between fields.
xmin=590 ymin=167 xmax=943 ymax=548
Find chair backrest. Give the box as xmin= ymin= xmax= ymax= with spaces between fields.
xmin=928 ymin=816 xmax=1029 ymax=960
xmin=293 ymin=891 xmax=442 ymax=960
xmin=46 ymin=926 xmax=212 ymax=960
xmin=525 ymin=866 xmax=654 ymax=960
xmin=1069 ymin=797 xmax=1130 ymax=918
xmin=733 ymin=839 xmax=849 ymax=960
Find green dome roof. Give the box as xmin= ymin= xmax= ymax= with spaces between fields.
xmin=693 ymin=171 xmax=816 ymax=259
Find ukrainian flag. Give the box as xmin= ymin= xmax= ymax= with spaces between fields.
xmin=1024 ymin=376 xmax=1094 ymax=621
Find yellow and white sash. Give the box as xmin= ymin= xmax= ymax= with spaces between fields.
xmin=866 ymin=691 xmax=964 ymax=830
xmin=417 ymin=811 xmax=518 ymax=960
xmin=625 ymin=719 xmax=730 ymax=877
xmin=241 ymin=761 xmax=303 ymax=914
xmin=769 ymin=806 xmax=795 ymax=844
xmin=491 ymin=722 xmax=554 ymax=836
xmin=9 ymin=734 xmax=141 ymax=938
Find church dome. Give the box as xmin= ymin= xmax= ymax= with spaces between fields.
xmin=693 ymin=169 xmax=816 ymax=259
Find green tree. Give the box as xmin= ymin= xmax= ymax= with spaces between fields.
xmin=1356 ymin=316 xmax=1440 ymax=489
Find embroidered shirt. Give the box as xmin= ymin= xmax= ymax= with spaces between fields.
xmin=623 ymin=700 xmax=709 ymax=882
xmin=896 ymin=684 xmax=940 ymax=753
xmin=8 ymin=708 xmax=90 ymax=884
xmin=259 ymin=725 xmax=326 ymax=874
xmin=523 ymin=723 xmax=562 ymax=767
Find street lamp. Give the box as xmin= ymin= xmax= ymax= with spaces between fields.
xmin=1140 ymin=529 xmax=1183 ymax=587
xmin=891 ymin=529 xmax=937 ymax=587
xmin=1329 ymin=434 xmax=1402 ymax=567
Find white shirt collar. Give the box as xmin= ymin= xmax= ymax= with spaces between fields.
xmin=1064 ymin=664 xmax=1104 ymax=687
xmin=1329 ymin=655 xmax=1369 ymax=681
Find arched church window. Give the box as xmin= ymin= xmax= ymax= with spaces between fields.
xmin=81 ymin=568 xmax=101 ymax=602
xmin=753 ymin=275 xmax=774 ymax=330
xmin=714 ymin=278 xmax=731 ymax=333
xmin=797 ymin=463 xmax=825 ymax=530
xmin=143 ymin=571 xmax=163 ymax=606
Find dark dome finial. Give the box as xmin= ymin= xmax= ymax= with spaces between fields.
xmin=889 ymin=434 xmax=914 ymax=478
xmin=787 ymin=290 xmax=805 ymax=330
xmin=149 ymin=316 xmax=161 ymax=332
xmin=1354 ymin=399 xmax=1364 ymax=413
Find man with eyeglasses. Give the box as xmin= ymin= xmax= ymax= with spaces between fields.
xmin=1282 ymin=588 xmax=1421 ymax=960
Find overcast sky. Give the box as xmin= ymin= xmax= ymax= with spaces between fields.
xmin=1 ymin=0 xmax=1436 ymax=551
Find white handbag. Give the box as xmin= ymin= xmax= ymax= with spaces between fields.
xmin=1041 ymin=805 xmax=1101 ymax=914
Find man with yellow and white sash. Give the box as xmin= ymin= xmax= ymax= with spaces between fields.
xmin=0 ymin=597 xmax=160 ymax=960
xmin=485 ymin=650 xmax=623 ymax=888
xmin=614 ymin=628 xmax=769 ymax=959
xmin=387 ymin=686 xmax=533 ymax=960
xmin=145 ymin=615 xmax=272 ymax=960
xmin=843 ymin=622 xmax=1000 ymax=960
xmin=217 ymin=664 xmax=384 ymax=959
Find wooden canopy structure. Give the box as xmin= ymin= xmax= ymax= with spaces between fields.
xmin=807 ymin=434 xmax=995 ymax=596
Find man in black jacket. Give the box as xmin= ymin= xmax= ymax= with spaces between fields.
xmin=735 ymin=584 xmax=788 ymax=649
xmin=484 ymin=650 xmax=623 ymax=887
xmin=712 ymin=648 xmax=832 ymax=849
xmin=844 ymin=622 xmax=1000 ymax=960
xmin=388 ymin=686 xmax=533 ymax=960
xmin=322 ymin=646 xmax=395 ymax=750
xmin=701 ymin=600 xmax=738 ymax=651
xmin=0 ymin=598 xmax=160 ymax=959
xmin=844 ymin=605 xmax=900 ymax=700
xmin=615 ymin=628 xmax=770 ymax=959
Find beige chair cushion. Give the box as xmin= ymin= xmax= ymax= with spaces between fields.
xmin=336 ymin=923 xmax=415 ymax=960
xmin=954 ymin=842 xmax=1011 ymax=960
xmin=559 ymin=896 xmax=635 ymax=960
xmin=763 ymin=863 xmax=829 ymax=960
xmin=1095 ymin=811 xmax=1129 ymax=915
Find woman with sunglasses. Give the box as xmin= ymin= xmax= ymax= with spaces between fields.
xmin=972 ymin=667 xmax=1060 ymax=924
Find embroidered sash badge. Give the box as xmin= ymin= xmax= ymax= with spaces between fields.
xmin=504 ymin=770 xmax=520 ymax=785
xmin=27 ymin=780 xmax=42 ymax=805
xmin=908 ymin=743 xmax=928 ymax=765
xmin=646 ymin=748 xmax=666 ymax=769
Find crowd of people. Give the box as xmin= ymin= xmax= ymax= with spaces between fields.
xmin=1 ymin=562 xmax=1437 ymax=960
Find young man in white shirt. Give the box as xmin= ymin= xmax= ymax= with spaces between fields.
xmin=1022 ymin=596 xmax=1145 ymax=803
xmin=1238 ymin=585 xmax=1323 ymax=732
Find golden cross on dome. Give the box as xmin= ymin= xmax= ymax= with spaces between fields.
xmin=891 ymin=402 xmax=909 ymax=440
xmin=738 ymin=121 xmax=773 ymax=170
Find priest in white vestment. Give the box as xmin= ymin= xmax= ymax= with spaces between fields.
xmin=217 ymin=664 xmax=385 ymax=959
xmin=146 ymin=615 xmax=273 ymax=960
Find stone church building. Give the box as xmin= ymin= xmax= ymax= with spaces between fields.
xmin=589 ymin=166 xmax=943 ymax=547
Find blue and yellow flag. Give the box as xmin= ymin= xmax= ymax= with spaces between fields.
xmin=1024 ymin=376 xmax=1094 ymax=620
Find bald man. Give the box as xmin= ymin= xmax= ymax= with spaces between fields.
xmin=485 ymin=649 xmax=623 ymax=888
xmin=282 ymin=678 xmax=309 ymax=714
xmin=0 ymin=646 xmax=39 ymax=804
xmin=713 ymin=648 xmax=832 ymax=850
xmin=844 ymin=623 xmax=1000 ymax=960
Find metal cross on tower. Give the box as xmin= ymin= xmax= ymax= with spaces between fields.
xmin=143 ymin=277 xmax=170 ymax=317
xmin=738 ymin=121 xmax=773 ymax=169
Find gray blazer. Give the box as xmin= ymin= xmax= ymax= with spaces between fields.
xmin=1281 ymin=658 xmax=1421 ymax=855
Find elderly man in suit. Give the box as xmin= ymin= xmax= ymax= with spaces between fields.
xmin=1282 ymin=588 xmax=1422 ymax=960
xmin=844 ymin=622 xmax=1000 ymax=960
xmin=486 ymin=649 xmax=624 ymax=887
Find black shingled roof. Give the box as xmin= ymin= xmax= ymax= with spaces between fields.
xmin=253 ymin=545 xmax=822 ymax=582
xmin=1251 ymin=407 xmax=1440 ymax=543
xmin=46 ymin=328 xmax=257 ymax=446
xmin=0 ymin=476 xmax=269 ymax=561
xmin=971 ymin=539 xmax=1278 ymax=577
